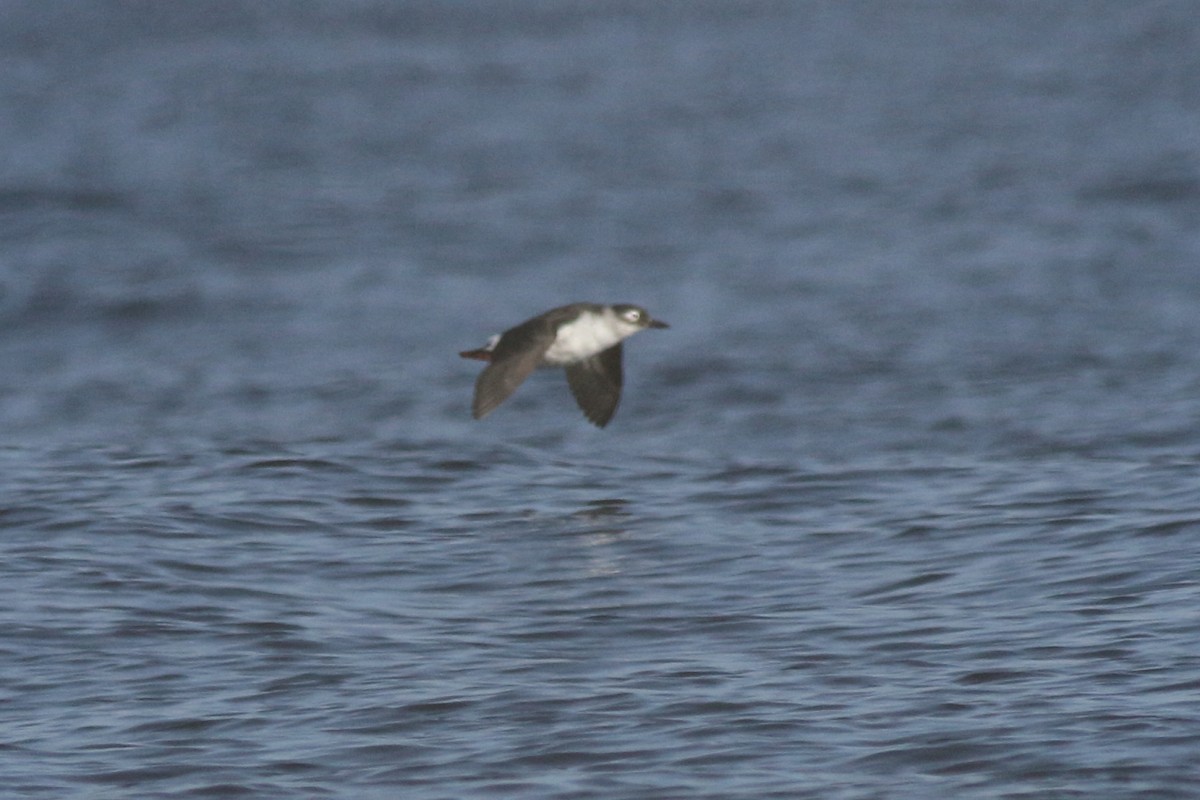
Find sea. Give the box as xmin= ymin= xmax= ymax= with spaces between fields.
xmin=2 ymin=2 xmax=1200 ymax=798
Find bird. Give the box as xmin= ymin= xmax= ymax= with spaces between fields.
xmin=460 ymin=302 xmax=669 ymax=427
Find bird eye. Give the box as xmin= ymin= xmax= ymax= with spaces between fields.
xmin=623 ymin=309 xmax=641 ymax=322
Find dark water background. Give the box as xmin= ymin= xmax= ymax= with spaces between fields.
xmin=3 ymin=2 xmax=1200 ymax=797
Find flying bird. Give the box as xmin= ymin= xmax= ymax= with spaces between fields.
xmin=460 ymin=302 xmax=669 ymax=427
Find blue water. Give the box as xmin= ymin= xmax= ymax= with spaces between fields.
xmin=3 ymin=2 xmax=1200 ymax=797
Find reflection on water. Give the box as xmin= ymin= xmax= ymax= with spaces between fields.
xmin=572 ymin=497 xmax=632 ymax=577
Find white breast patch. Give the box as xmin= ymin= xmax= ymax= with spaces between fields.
xmin=542 ymin=312 xmax=634 ymax=365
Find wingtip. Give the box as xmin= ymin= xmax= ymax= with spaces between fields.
xmin=471 ymin=397 xmax=495 ymax=420
xmin=583 ymin=404 xmax=617 ymax=428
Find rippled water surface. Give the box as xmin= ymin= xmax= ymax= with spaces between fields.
xmin=3 ymin=2 xmax=1200 ymax=798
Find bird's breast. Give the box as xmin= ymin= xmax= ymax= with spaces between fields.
xmin=541 ymin=315 xmax=624 ymax=365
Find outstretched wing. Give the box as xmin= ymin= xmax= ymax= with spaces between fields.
xmin=564 ymin=343 xmax=623 ymax=428
xmin=471 ymin=317 xmax=557 ymax=419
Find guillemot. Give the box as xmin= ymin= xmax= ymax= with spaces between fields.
xmin=460 ymin=302 xmax=669 ymax=427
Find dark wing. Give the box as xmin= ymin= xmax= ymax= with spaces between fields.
xmin=471 ymin=316 xmax=557 ymax=420
xmin=564 ymin=343 xmax=623 ymax=428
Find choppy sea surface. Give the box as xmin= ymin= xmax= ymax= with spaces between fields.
xmin=3 ymin=2 xmax=1200 ymax=798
